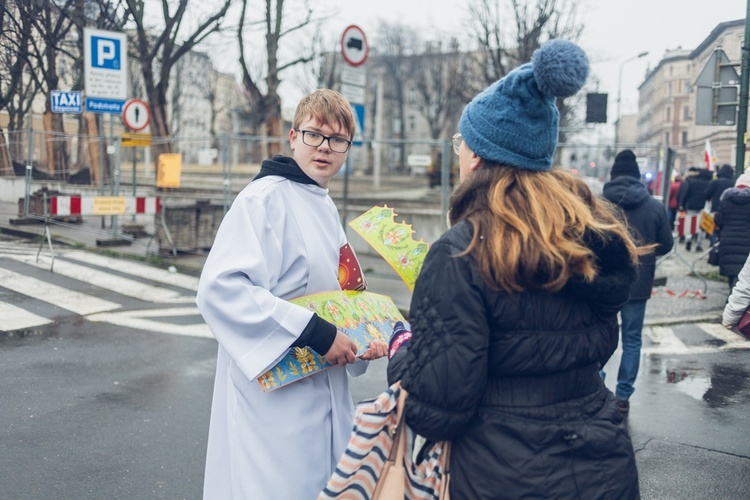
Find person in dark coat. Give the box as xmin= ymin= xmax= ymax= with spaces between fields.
xmin=386 ymin=40 xmax=642 ymax=500
xmin=703 ymin=164 xmax=735 ymax=246
xmin=602 ymin=150 xmax=674 ymax=412
xmin=677 ymin=167 xmax=711 ymax=251
xmin=714 ymin=172 xmax=750 ymax=293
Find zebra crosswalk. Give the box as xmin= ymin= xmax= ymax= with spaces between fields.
xmin=0 ymin=238 xmax=748 ymax=350
xmin=0 ymin=238 xmax=210 ymax=337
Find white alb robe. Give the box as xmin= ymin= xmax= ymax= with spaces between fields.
xmin=196 ymin=176 xmax=368 ymax=499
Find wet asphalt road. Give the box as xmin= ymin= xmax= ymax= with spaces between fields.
xmin=2 ymin=318 xmax=749 ymax=499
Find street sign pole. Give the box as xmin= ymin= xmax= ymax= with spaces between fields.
xmin=735 ymin=1 xmax=750 ymax=176
xmin=339 ymin=25 xmax=369 ymax=228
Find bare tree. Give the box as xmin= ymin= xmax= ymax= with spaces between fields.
xmin=411 ymin=38 xmax=470 ymax=141
xmin=122 ymin=0 xmax=232 ymax=167
xmin=466 ymin=0 xmax=584 ymax=146
xmin=237 ymin=0 xmax=316 ymax=158
xmin=373 ymin=20 xmax=419 ymax=173
xmin=13 ymin=0 xmax=79 ymax=177
xmin=0 ymin=1 xmax=37 ymax=174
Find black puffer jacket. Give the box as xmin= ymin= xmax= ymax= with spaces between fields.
xmin=603 ymin=176 xmax=674 ymax=300
xmin=715 ymin=186 xmax=750 ymax=278
xmin=677 ymin=169 xmax=711 ymax=211
xmin=703 ymin=165 xmax=735 ymax=213
xmin=388 ymin=221 xmax=639 ymax=500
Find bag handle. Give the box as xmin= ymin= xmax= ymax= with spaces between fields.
xmin=386 ymin=387 xmax=408 ymax=465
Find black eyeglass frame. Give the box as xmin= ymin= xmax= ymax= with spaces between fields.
xmin=294 ymin=129 xmax=352 ymax=153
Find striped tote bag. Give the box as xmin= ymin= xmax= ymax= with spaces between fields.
xmin=319 ymin=382 xmax=450 ymax=500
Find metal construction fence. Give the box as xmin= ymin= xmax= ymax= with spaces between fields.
xmin=0 ymin=128 xmax=665 ymax=255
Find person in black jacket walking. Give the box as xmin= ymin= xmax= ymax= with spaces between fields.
xmin=677 ymin=167 xmax=711 ymax=251
xmin=714 ymin=172 xmax=750 ymax=293
xmin=602 ymin=150 xmax=674 ymax=413
xmin=386 ymin=40 xmax=642 ymax=500
xmin=703 ymin=164 xmax=735 ymax=246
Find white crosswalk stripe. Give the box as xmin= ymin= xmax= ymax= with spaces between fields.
xmin=62 ymin=251 xmax=199 ymax=291
xmin=0 ymin=267 xmax=121 ymax=315
xmin=642 ymin=323 xmax=750 ymax=355
xmin=0 ymin=242 xmax=202 ymax=335
xmin=7 ymin=253 xmax=191 ymax=303
xmin=87 ymin=307 xmax=212 ymax=338
xmin=0 ymin=302 xmax=53 ymax=330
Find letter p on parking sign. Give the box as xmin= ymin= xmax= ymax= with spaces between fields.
xmin=93 ymin=36 xmax=120 ymax=69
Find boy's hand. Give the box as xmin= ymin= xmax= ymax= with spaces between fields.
xmin=323 ymin=331 xmax=358 ymax=365
xmin=358 ymin=341 xmax=388 ymax=361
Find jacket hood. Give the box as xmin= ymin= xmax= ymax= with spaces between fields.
xmin=602 ymin=176 xmax=651 ymax=209
xmin=717 ymin=164 xmax=734 ymax=178
xmin=253 ymin=155 xmax=318 ymax=186
xmin=720 ymin=186 xmax=750 ymax=203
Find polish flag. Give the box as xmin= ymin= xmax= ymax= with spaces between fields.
xmin=704 ymin=139 xmax=714 ymax=171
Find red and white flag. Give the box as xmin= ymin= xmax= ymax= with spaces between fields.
xmin=704 ymin=139 xmax=714 ymax=171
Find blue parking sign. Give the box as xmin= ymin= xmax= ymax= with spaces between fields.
xmin=84 ymin=28 xmax=128 ymax=105
xmin=91 ymin=36 xmax=121 ymax=70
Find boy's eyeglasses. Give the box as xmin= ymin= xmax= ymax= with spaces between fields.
xmin=452 ymin=133 xmax=463 ymax=156
xmin=295 ymin=129 xmax=352 ymax=153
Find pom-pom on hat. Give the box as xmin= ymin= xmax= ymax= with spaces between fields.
xmin=735 ymin=172 xmax=750 ymax=188
xmin=610 ymin=149 xmax=641 ymax=179
xmin=459 ymin=39 xmax=589 ymax=171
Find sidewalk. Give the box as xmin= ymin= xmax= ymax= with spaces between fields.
xmin=0 ymin=199 xmax=728 ymax=324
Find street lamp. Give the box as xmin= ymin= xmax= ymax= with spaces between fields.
xmin=614 ymin=51 xmax=649 ymax=151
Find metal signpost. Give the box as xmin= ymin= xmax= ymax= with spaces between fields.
xmin=122 ymin=99 xmax=152 ymax=221
xmin=339 ymin=25 xmax=369 ymax=227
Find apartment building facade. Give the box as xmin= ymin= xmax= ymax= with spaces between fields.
xmin=637 ymin=19 xmax=745 ymax=173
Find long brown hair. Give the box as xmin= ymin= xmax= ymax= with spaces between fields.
xmin=449 ymin=165 xmax=642 ymax=293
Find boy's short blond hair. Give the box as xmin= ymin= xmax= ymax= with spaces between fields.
xmin=292 ymin=89 xmax=356 ymax=140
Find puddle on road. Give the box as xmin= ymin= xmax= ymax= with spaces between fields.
xmin=648 ymin=356 xmax=750 ymax=407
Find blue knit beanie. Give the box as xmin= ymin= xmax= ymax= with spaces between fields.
xmin=459 ymin=39 xmax=589 ymax=171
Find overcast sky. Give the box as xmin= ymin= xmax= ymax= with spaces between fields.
xmin=321 ymin=0 xmax=745 ymax=123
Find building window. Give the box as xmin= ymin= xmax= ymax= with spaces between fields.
xmin=408 ymin=115 xmax=416 ymax=131
xmin=407 ymin=88 xmax=418 ymax=105
xmin=668 ymin=82 xmax=673 ymax=96
xmin=684 ymin=80 xmax=692 ymax=94
xmin=666 ymin=107 xmax=671 ymax=121
xmin=683 ymin=105 xmax=690 ymax=121
xmin=665 ymin=132 xmax=670 ymax=146
xmin=682 ymin=131 xmax=688 ymax=146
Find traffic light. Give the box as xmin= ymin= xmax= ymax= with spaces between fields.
xmin=586 ymin=93 xmax=608 ymax=123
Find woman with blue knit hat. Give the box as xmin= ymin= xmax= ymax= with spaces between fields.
xmin=387 ymin=40 xmax=642 ymax=498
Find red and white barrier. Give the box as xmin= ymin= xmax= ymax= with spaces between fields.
xmin=50 ymin=196 xmax=161 ymax=216
xmin=676 ymin=212 xmax=700 ymax=237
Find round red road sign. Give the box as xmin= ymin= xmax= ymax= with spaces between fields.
xmin=340 ymin=25 xmax=369 ymax=67
xmin=122 ymin=98 xmax=150 ymax=132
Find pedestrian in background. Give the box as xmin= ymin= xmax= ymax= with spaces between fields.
xmin=722 ymin=251 xmax=750 ymax=331
xmin=703 ymin=164 xmax=735 ymax=246
xmin=602 ymin=149 xmax=674 ymax=413
xmin=668 ymin=173 xmax=683 ymax=232
xmin=677 ymin=167 xmax=712 ymax=251
xmin=715 ymin=172 xmax=750 ymax=294
xmin=386 ymin=40 xmax=641 ymax=499
xmin=196 ymin=89 xmax=387 ymax=499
